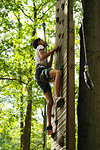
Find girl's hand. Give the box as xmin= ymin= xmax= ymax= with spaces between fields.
xmin=53 ymin=45 xmax=59 ymax=52
xmin=50 ymin=45 xmax=59 ymax=55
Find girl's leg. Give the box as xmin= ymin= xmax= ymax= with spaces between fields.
xmin=49 ymin=69 xmax=62 ymax=98
xmin=45 ymin=91 xmax=53 ymax=127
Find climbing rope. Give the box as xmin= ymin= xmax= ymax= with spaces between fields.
xmin=82 ymin=20 xmax=94 ymax=90
xmin=82 ymin=21 xmax=87 ymax=65
xmin=41 ymin=2 xmax=48 ymax=150
xmin=42 ymin=8 xmax=46 ymax=44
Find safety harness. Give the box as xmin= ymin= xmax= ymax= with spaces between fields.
xmin=35 ymin=66 xmax=50 ymax=83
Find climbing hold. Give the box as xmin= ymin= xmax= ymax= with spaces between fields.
xmin=59 ymin=20 xmax=61 ymax=24
xmin=51 ymin=132 xmax=57 ymax=140
xmin=58 ymin=136 xmax=64 ymax=147
xmin=59 ymin=64 xmax=64 ymax=70
xmin=58 ymin=33 xmax=61 ymax=39
xmin=51 ymin=133 xmax=55 ymax=138
xmin=51 ymin=114 xmax=54 ymax=118
xmin=58 ymin=46 xmax=62 ymax=52
xmin=57 ymin=98 xmax=64 ymax=108
xmin=61 ymin=3 xmax=65 ymax=10
xmin=70 ymin=46 xmax=74 ymax=51
xmin=56 ymin=17 xmax=60 ymax=23
xmin=56 ymin=8 xmax=59 ymax=12
xmin=55 ymin=120 xmax=58 ymax=126
xmin=62 ymin=19 xmax=64 ymax=26
xmin=61 ymin=33 xmax=64 ymax=38
xmin=70 ymin=28 xmax=74 ymax=33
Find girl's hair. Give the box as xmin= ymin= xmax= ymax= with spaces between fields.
xmin=32 ymin=38 xmax=41 ymax=49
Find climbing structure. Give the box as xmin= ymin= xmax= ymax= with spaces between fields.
xmin=51 ymin=0 xmax=75 ymax=149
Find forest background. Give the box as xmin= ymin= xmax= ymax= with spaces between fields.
xmin=0 ymin=0 xmax=82 ymax=149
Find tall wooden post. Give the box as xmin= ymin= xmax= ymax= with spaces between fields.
xmin=67 ymin=0 xmax=75 ymax=149
xmin=51 ymin=0 xmax=75 ymax=149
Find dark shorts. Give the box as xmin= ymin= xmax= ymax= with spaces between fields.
xmin=35 ymin=67 xmax=51 ymax=94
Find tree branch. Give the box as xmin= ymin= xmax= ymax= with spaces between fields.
xmin=19 ymin=6 xmax=34 ymax=22
xmin=0 ymin=77 xmax=16 ymax=81
xmin=0 ymin=77 xmax=27 ymax=85
xmin=36 ymin=0 xmax=51 ymax=14
xmin=44 ymin=2 xmax=56 ymax=14
xmin=13 ymin=0 xmax=56 ymax=23
xmin=12 ymin=1 xmax=34 ymax=22
xmin=37 ymin=2 xmax=56 ymax=20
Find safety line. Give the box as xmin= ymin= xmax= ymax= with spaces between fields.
xmin=82 ymin=20 xmax=88 ymax=65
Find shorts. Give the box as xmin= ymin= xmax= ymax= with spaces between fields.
xmin=35 ymin=67 xmax=51 ymax=94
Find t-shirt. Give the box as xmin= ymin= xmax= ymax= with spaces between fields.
xmin=35 ymin=45 xmax=48 ymax=68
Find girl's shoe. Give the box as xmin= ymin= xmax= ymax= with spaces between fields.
xmin=47 ymin=126 xmax=53 ymax=135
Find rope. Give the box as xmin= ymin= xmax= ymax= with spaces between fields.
xmin=41 ymin=2 xmax=47 ymax=150
xmin=42 ymin=9 xmax=46 ymax=43
xmin=82 ymin=20 xmax=94 ymax=90
xmin=82 ymin=20 xmax=88 ymax=65
xmin=44 ymin=98 xmax=47 ymax=150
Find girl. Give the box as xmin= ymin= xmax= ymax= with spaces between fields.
xmin=32 ymin=38 xmax=64 ymax=135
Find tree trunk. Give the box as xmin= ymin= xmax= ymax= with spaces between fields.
xmin=78 ymin=0 xmax=100 ymax=150
xmin=23 ymin=76 xmax=32 ymax=150
xmin=22 ymin=3 xmax=37 ymax=149
xmin=17 ymin=15 xmax=24 ymax=149
xmin=43 ymin=100 xmax=47 ymax=149
xmin=20 ymin=77 xmax=24 ymax=149
xmin=20 ymin=95 xmax=24 ymax=149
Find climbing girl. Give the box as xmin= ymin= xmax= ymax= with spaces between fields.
xmin=32 ymin=38 xmax=64 ymax=134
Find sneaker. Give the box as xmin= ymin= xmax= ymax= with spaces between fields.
xmin=47 ymin=126 xmax=52 ymax=131
xmin=47 ymin=126 xmax=53 ymax=135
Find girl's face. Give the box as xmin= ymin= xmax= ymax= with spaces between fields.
xmin=38 ymin=39 xmax=48 ymax=47
xmin=38 ymin=39 xmax=45 ymax=46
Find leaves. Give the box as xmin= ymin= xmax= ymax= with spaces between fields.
xmin=0 ymin=0 xmax=56 ymax=149
xmin=0 ymin=0 xmax=82 ymax=149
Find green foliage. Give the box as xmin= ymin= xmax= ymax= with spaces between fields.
xmin=0 ymin=0 xmax=82 ymax=149
xmin=0 ymin=0 xmax=56 ymax=149
xmin=73 ymin=0 xmax=83 ymax=150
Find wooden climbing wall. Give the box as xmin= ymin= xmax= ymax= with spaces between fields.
xmin=51 ymin=0 xmax=75 ymax=149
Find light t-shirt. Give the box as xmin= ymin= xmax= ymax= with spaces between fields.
xmin=35 ymin=45 xmax=48 ymax=68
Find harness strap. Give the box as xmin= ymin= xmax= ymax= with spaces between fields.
xmin=35 ymin=67 xmax=50 ymax=83
xmin=40 ymin=69 xmax=50 ymax=82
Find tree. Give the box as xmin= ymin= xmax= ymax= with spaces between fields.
xmin=78 ymin=0 xmax=100 ymax=149
xmin=0 ymin=0 xmax=56 ymax=149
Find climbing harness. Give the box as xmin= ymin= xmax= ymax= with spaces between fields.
xmin=39 ymin=68 xmax=50 ymax=82
xmin=82 ymin=21 xmax=94 ymax=90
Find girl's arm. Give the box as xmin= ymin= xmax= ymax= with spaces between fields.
xmin=39 ymin=45 xmax=59 ymax=60
xmin=48 ymin=52 xmax=54 ymax=68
